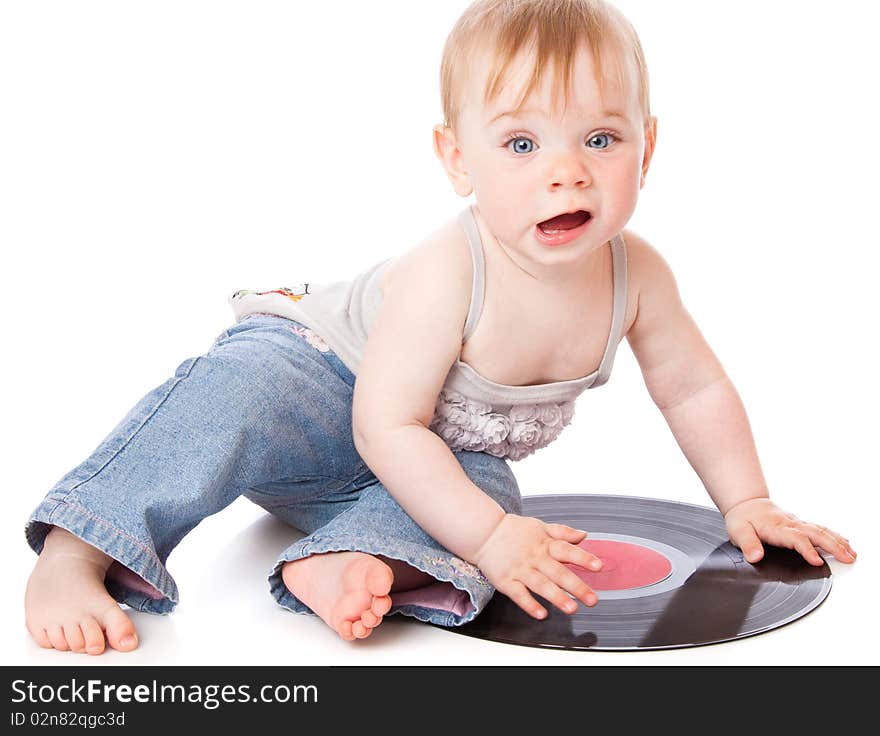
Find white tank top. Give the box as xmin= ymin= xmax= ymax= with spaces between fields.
xmin=229 ymin=204 xmax=628 ymax=460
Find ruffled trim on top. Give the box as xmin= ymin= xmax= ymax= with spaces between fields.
xmin=429 ymin=389 xmax=576 ymax=461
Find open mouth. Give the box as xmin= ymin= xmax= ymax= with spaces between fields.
xmin=537 ymin=210 xmax=592 ymax=234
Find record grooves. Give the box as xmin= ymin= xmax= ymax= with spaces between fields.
xmin=442 ymin=494 xmax=831 ymax=650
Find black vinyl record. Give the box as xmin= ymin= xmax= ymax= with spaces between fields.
xmin=443 ymin=494 xmax=832 ymax=650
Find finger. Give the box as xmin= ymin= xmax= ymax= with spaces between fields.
xmin=766 ymin=526 xmax=824 ymax=566
xmin=524 ymin=571 xmax=581 ymax=615
xmin=836 ymin=535 xmax=857 ymax=558
xmin=501 ymin=580 xmax=549 ymax=620
xmin=728 ymin=520 xmax=765 ymax=563
xmin=537 ymin=557 xmax=599 ymax=608
xmin=801 ymin=524 xmax=857 ymax=562
xmin=548 ymin=538 xmax=603 ymax=571
xmin=545 ymin=523 xmax=588 ymax=543
xmin=786 ymin=528 xmax=825 ymax=566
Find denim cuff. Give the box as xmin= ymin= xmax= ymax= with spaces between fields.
xmin=25 ymin=496 xmax=178 ymax=615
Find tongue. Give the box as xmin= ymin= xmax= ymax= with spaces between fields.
xmin=539 ymin=211 xmax=590 ymax=231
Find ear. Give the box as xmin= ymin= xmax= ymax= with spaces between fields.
xmin=433 ymin=124 xmax=474 ymax=197
xmin=640 ymin=116 xmax=658 ymax=189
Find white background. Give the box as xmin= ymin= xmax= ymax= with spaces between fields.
xmin=2 ymin=0 xmax=877 ymax=666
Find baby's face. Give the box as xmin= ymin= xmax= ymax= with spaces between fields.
xmin=436 ymin=43 xmax=656 ymax=273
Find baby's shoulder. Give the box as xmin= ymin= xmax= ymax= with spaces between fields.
xmin=381 ymin=216 xmax=473 ymax=301
xmin=620 ymin=227 xmax=685 ymax=338
xmin=621 ymin=225 xmax=658 ymax=269
xmin=620 ymin=226 xmax=677 ymax=297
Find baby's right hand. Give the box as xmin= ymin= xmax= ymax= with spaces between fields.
xmin=471 ymin=513 xmax=602 ymax=619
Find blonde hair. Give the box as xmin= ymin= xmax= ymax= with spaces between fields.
xmin=439 ymin=0 xmax=651 ymax=134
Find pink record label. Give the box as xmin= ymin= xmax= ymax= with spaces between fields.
xmin=566 ymin=539 xmax=673 ymax=591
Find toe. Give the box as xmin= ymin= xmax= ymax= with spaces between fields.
xmin=351 ymin=620 xmax=370 ymax=639
xmin=98 ymin=605 xmax=138 ymax=651
xmin=365 ymin=565 xmax=393 ymax=599
xmin=30 ymin=625 xmax=52 ymax=649
xmin=361 ymin=610 xmax=379 ymax=628
xmin=47 ymin=625 xmax=69 ymax=651
xmin=63 ymin=623 xmax=86 ymax=653
xmin=371 ymin=595 xmax=392 ymax=617
xmin=338 ymin=620 xmax=355 ymax=641
xmin=80 ymin=618 xmax=106 ymax=655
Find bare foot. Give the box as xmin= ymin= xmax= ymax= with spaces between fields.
xmin=282 ymin=551 xmax=399 ymax=641
xmin=25 ymin=527 xmax=139 ymax=655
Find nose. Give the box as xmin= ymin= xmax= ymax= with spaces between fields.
xmin=547 ymin=151 xmax=592 ymax=190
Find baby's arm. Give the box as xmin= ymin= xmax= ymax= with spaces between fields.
xmin=353 ymin=232 xmax=601 ymax=618
xmin=625 ymin=232 xmax=856 ymax=565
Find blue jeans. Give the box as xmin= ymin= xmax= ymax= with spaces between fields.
xmin=25 ymin=315 xmax=523 ymax=627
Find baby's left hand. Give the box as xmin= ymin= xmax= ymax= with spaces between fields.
xmin=723 ymin=498 xmax=857 ymax=566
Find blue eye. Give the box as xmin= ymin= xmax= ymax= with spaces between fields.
xmin=588 ymin=133 xmax=615 ymax=149
xmin=505 ymin=136 xmax=536 ymax=155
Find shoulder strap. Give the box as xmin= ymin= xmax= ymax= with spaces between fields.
xmin=592 ymin=233 xmax=628 ymax=388
xmin=457 ymin=204 xmax=486 ymax=343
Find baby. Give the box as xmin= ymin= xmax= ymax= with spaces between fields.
xmin=24 ymin=0 xmax=856 ymax=654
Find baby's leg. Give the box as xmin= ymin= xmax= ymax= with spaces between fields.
xmin=270 ymin=450 xmax=522 ymax=641
xmin=25 ymin=315 xmax=366 ymax=654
